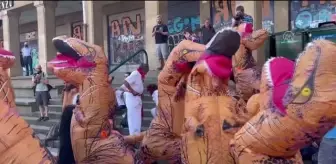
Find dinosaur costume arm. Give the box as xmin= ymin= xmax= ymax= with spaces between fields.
xmin=123 ymin=131 xmax=146 ymax=145
xmin=246 ymin=93 xmax=261 ymax=116
xmin=242 ymin=29 xmax=269 ymax=50
xmin=177 ymin=40 xmax=206 ymax=53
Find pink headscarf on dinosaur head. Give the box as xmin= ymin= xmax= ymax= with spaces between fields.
xmin=264 ymin=57 xmax=295 ymax=114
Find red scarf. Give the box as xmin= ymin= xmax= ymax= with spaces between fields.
xmin=137 ymin=68 xmax=146 ymax=80
xmin=199 ymin=54 xmax=232 ymax=79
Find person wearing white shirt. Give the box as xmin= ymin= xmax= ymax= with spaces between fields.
xmin=146 ymin=84 xmax=158 ymax=117
xmin=115 ymin=64 xmax=149 ymax=135
xmin=115 ymin=72 xmax=131 ymax=110
xmin=21 ymin=42 xmax=33 ymax=76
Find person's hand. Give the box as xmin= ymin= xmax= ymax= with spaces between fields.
xmin=43 ymin=79 xmax=49 ymax=84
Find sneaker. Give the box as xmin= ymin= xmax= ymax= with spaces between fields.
xmin=43 ymin=117 xmax=49 ymax=121
xmin=37 ymin=117 xmax=44 ymax=121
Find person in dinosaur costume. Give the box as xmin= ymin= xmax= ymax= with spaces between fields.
xmin=47 ymin=36 xmax=134 ymax=163
xmin=230 ymin=39 xmax=336 ymax=163
xmin=123 ymin=39 xmax=205 ymax=163
xmin=0 ymin=48 xmax=56 ymax=163
xmin=181 ymin=28 xmax=243 ymax=164
xmin=231 ymin=13 xmax=269 ymax=101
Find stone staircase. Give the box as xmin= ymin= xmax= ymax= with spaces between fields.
xmin=12 ymin=71 xmax=159 ymax=157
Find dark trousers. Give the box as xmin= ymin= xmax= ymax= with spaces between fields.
xmin=23 ymin=56 xmax=33 ymax=76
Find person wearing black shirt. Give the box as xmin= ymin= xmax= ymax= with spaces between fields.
xmin=201 ymin=18 xmax=216 ymax=44
xmin=152 ymin=15 xmax=169 ymax=70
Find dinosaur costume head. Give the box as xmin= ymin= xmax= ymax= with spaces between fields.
xmin=231 ymin=24 xmax=268 ymax=101
xmin=0 ymin=48 xmax=15 ymax=69
xmin=230 ymin=40 xmax=336 ymax=162
xmin=48 ymin=36 xmax=134 ymax=163
xmin=48 ymin=35 xmax=105 ymax=85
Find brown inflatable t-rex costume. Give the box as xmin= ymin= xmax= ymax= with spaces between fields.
xmin=230 ymin=39 xmax=336 ymax=163
xmin=124 ymin=40 xmax=206 ymax=163
xmin=232 ymin=23 xmax=269 ymax=101
xmin=0 ymin=48 xmax=55 ymax=163
xmin=182 ymin=28 xmax=243 ymax=164
xmin=48 ymin=36 xmax=134 ymax=163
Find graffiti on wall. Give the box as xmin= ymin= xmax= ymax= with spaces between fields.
xmin=108 ymin=9 xmax=145 ymax=65
xmin=291 ymin=1 xmax=336 ymax=29
xmin=71 ymin=22 xmax=83 ymax=40
xmin=167 ymin=15 xmax=200 ymax=52
xmin=211 ymin=1 xmax=275 ymax=33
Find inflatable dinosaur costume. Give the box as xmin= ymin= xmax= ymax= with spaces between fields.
xmin=230 ymin=39 xmax=336 ymax=163
xmin=232 ymin=23 xmax=269 ymax=101
xmin=48 ymin=36 xmax=134 ymax=163
xmin=124 ymin=40 xmax=206 ymax=163
xmin=0 ymin=48 xmax=55 ymax=163
xmin=181 ymin=28 xmax=243 ymax=164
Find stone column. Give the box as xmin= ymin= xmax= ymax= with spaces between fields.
xmin=274 ymin=1 xmax=289 ymax=33
xmin=34 ymin=1 xmax=57 ymax=75
xmin=236 ymin=1 xmax=264 ymax=66
xmin=84 ymin=1 xmax=104 ymax=47
xmin=200 ymin=1 xmax=211 ymax=25
xmin=144 ymin=1 xmax=168 ymax=70
xmin=1 ymin=10 xmax=21 ymax=77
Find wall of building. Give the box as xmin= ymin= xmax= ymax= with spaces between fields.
xmin=290 ymin=1 xmax=336 ymax=30
xmin=167 ymin=1 xmax=200 ymax=52
xmin=107 ymin=9 xmax=145 ymax=67
xmin=211 ymin=1 xmax=275 ymax=33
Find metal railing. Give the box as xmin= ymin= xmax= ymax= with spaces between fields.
xmin=108 ymin=49 xmax=148 ymax=74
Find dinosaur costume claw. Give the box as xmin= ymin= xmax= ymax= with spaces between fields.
xmin=49 ymin=36 xmax=134 ymax=163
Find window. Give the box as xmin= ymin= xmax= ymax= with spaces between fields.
xmin=290 ymin=1 xmax=336 ymax=30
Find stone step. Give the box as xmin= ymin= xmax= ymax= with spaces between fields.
xmin=16 ymin=98 xmax=63 ymax=113
xmin=11 ymin=76 xmax=64 ymax=88
xmin=16 ymin=98 xmax=63 ymax=106
xmin=16 ymin=95 xmax=156 ymax=112
xmin=14 ymin=86 xmax=63 ymax=99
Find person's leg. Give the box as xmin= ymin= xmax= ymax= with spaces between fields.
xmin=161 ymin=43 xmax=170 ymax=62
xmin=36 ymin=91 xmax=44 ymax=121
xmin=57 ymin=105 xmax=76 ymax=164
xmin=42 ymin=91 xmax=50 ymax=121
xmin=115 ymin=90 xmax=126 ymax=110
xmin=124 ymin=92 xmax=142 ymax=135
xmin=28 ymin=56 xmax=33 ymax=75
xmin=156 ymin=44 xmax=164 ymax=70
xmin=318 ymin=138 xmax=336 ymax=164
xmin=24 ymin=56 xmax=29 ymax=76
